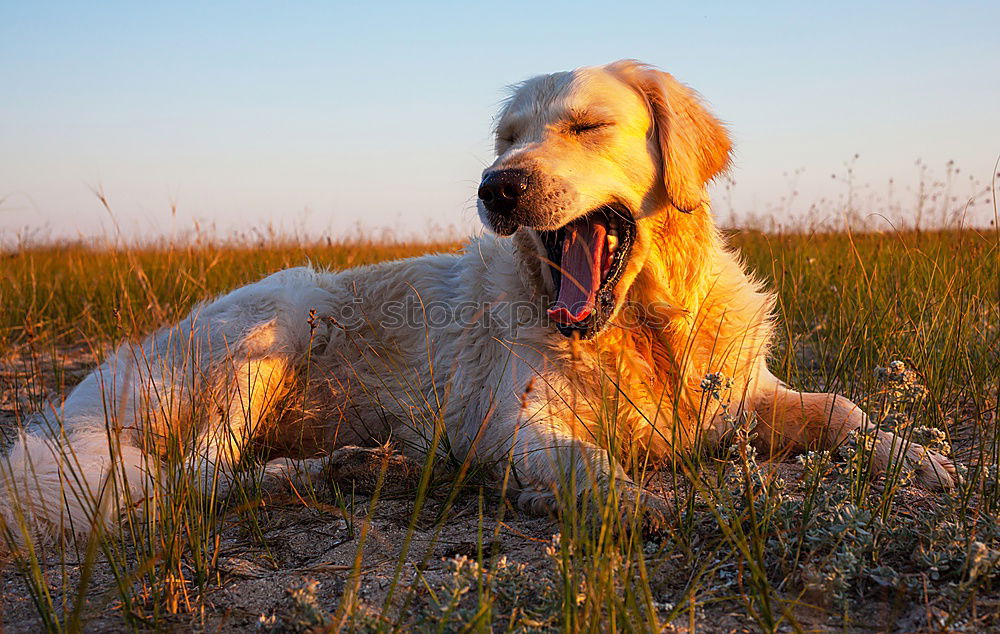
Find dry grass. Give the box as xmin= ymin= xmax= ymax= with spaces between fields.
xmin=1 ymin=223 xmax=998 ymax=632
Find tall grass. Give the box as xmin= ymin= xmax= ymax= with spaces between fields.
xmin=1 ymin=224 xmax=998 ymax=631
xmin=0 ymin=237 xmax=461 ymax=350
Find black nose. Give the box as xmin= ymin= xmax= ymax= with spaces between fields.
xmin=478 ymin=169 xmax=529 ymax=215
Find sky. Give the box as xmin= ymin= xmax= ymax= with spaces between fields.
xmin=1 ymin=1 xmax=998 ymax=242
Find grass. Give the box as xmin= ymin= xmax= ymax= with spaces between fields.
xmin=0 ymin=224 xmax=998 ymax=632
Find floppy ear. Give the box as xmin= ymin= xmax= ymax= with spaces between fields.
xmin=611 ymin=61 xmax=732 ymax=213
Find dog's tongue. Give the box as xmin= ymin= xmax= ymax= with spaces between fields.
xmin=548 ymin=219 xmax=607 ymax=324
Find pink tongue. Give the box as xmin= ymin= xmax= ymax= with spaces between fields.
xmin=548 ymin=221 xmax=606 ymax=324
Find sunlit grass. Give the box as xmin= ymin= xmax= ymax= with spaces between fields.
xmin=1 ymin=224 xmax=998 ymax=631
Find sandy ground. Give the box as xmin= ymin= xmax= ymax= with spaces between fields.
xmin=0 ymin=346 xmax=977 ymax=632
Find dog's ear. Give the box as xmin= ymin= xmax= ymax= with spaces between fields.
xmin=611 ymin=61 xmax=732 ymax=213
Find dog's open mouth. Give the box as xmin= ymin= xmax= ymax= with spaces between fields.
xmin=538 ymin=204 xmax=636 ymax=339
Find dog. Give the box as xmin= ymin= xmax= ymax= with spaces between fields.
xmin=0 ymin=60 xmax=955 ymax=546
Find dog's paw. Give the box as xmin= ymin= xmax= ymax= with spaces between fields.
xmin=513 ymin=480 xmax=670 ymax=538
xmin=874 ymin=431 xmax=957 ymax=491
xmin=616 ymin=480 xmax=672 ymax=538
xmin=906 ymin=444 xmax=956 ymax=490
xmin=515 ymin=488 xmax=559 ymax=516
xmin=257 ymin=457 xmax=328 ymax=493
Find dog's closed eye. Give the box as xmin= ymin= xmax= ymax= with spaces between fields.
xmin=569 ymin=121 xmax=612 ymax=135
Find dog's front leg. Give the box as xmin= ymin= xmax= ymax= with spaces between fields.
xmin=465 ymin=390 xmax=670 ymax=533
xmin=509 ymin=422 xmax=671 ymax=533
xmin=751 ymin=371 xmax=956 ymax=489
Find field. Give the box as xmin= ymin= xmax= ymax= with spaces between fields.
xmin=1 ymin=226 xmax=999 ymax=632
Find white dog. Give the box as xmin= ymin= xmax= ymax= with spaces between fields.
xmin=1 ymin=60 xmax=954 ymax=546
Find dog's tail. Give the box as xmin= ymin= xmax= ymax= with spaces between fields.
xmin=0 ymin=419 xmax=151 ymax=550
xmin=1 ymin=269 xmax=338 ymax=551
xmin=0 ymin=336 xmax=175 ymax=552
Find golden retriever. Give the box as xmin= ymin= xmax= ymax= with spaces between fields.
xmin=1 ymin=60 xmax=954 ymax=546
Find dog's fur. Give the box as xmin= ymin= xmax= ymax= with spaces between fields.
xmin=1 ymin=60 xmax=954 ymax=546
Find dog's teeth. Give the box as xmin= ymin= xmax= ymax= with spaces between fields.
xmin=607 ymin=234 xmax=618 ymax=253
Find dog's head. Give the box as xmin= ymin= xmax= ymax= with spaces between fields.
xmin=478 ymin=60 xmax=731 ymax=339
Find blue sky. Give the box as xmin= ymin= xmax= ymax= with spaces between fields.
xmin=2 ymin=1 xmax=998 ymax=240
